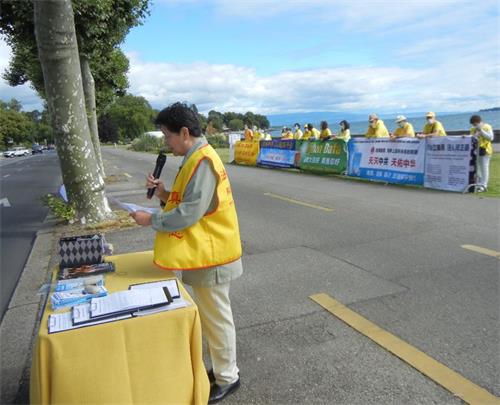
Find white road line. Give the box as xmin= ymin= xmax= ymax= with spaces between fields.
xmin=3 ymin=174 xmax=10 ymax=178
xmin=0 ymin=198 xmax=11 ymax=207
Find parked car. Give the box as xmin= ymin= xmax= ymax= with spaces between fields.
xmin=3 ymin=146 xmax=30 ymax=158
xmin=32 ymin=145 xmax=43 ymax=154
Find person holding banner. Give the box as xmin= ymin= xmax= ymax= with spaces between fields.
xmin=282 ymin=127 xmax=294 ymax=140
xmin=253 ymin=126 xmax=264 ymax=141
xmin=391 ymin=115 xmax=415 ymax=139
xmin=244 ymin=124 xmax=254 ymax=141
xmin=293 ymin=123 xmax=303 ymax=140
xmin=365 ymin=113 xmax=389 ymax=138
xmin=470 ymin=114 xmax=494 ymax=192
xmin=131 ymin=103 xmax=243 ymax=403
xmin=305 ymin=123 xmax=320 ymax=140
xmin=320 ymin=121 xmax=332 ymax=140
xmin=417 ymin=112 xmax=446 ymax=138
xmin=334 ymin=120 xmax=351 ymax=142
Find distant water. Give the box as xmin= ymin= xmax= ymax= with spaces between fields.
xmin=270 ymin=110 xmax=500 ymax=137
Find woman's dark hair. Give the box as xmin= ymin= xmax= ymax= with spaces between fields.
xmin=320 ymin=121 xmax=328 ymax=130
xmin=469 ymin=115 xmax=481 ymax=125
xmin=294 ymin=123 xmax=300 ymax=128
xmin=307 ymin=123 xmax=313 ymax=130
xmin=155 ymin=102 xmax=202 ymax=137
xmin=339 ymin=120 xmax=350 ymax=129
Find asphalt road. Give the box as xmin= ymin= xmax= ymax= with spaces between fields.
xmin=0 ymin=152 xmax=61 ymax=320
xmin=103 ymin=146 xmax=499 ymax=403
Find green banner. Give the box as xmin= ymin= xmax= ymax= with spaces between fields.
xmin=299 ymin=140 xmax=348 ymax=173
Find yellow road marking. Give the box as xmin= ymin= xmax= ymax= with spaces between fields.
xmin=123 ymin=172 xmax=132 ymax=178
xmin=263 ymin=192 xmax=334 ymax=212
xmin=461 ymin=245 xmax=500 ymax=259
xmin=310 ymin=293 xmax=499 ymax=405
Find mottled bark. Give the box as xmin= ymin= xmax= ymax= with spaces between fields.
xmin=34 ymin=0 xmax=112 ymax=223
xmin=80 ymin=55 xmax=105 ymax=177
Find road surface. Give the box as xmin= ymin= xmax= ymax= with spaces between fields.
xmin=0 ymin=152 xmax=61 ymax=320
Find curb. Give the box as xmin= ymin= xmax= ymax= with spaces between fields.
xmin=0 ymin=213 xmax=58 ymax=405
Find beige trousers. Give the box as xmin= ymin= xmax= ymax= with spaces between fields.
xmin=191 ymin=283 xmax=239 ymax=386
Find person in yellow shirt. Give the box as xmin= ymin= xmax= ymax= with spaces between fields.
xmin=417 ymin=112 xmax=446 ymax=138
xmin=293 ymin=123 xmax=303 ymax=140
xmin=302 ymin=124 xmax=312 ymax=140
xmin=252 ymin=126 xmax=264 ymax=141
xmin=243 ymin=125 xmax=253 ymax=141
xmin=281 ymin=127 xmax=294 ymax=140
xmin=470 ymin=114 xmax=494 ymax=192
xmin=391 ymin=115 xmax=415 ymax=139
xmin=319 ymin=121 xmax=332 ymax=140
xmin=365 ymin=113 xmax=389 ymax=138
xmin=333 ymin=120 xmax=351 ymax=142
xmin=305 ymin=123 xmax=320 ymax=140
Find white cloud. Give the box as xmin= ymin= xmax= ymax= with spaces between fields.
xmin=0 ymin=39 xmax=43 ymax=111
xmin=127 ymin=52 xmax=500 ymax=114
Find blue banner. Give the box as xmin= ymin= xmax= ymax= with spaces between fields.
xmin=258 ymin=139 xmax=297 ymax=168
xmin=347 ymin=138 xmax=426 ymax=185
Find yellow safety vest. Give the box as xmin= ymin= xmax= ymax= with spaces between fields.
xmin=154 ymin=144 xmax=242 ymax=270
xmin=471 ymin=123 xmax=493 ymax=156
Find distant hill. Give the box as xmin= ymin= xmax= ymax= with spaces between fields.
xmin=267 ymin=111 xmax=460 ymax=127
xmin=479 ymin=107 xmax=500 ymax=112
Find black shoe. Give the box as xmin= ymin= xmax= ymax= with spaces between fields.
xmin=207 ymin=369 xmax=215 ymax=384
xmin=208 ymin=378 xmax=240 ymax=404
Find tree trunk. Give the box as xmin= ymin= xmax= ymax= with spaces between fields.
xmin=34 ymin=0 xmax=112 ymax=223
xmin=80 ymin=55 xmax=105 ymax=177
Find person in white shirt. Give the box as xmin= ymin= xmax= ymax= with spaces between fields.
xmin=470 ymin=114 xmax=494 ymax=191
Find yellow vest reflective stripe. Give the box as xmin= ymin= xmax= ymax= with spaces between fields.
xmin=154 ymin=144 xmax=242 ymax=270
xmin=471 ymin=123 xmax=493 ymax=156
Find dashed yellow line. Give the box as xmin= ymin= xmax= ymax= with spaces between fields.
xmin=310 ymin=293 xmax=499 ymax=405
xmin=123 ymin=172 xmax=132 ymax=178
xmin=263 ymin=192 xmax=334 ymax=212
xmin=461 ymin=245 xmax=500 ymax=259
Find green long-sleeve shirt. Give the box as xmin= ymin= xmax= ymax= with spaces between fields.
xmin=151 ymin=137 xmax=243 ymax=287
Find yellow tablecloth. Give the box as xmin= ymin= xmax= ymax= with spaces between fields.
xmin=30 ymin=250 xmax=210 ymax=405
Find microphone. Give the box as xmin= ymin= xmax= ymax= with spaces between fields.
xmin=147 ymin=152 xmax=167 ymax=199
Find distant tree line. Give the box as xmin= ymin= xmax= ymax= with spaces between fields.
xmin=1 ymin=96 xmax=270 ymax=149
xmin=0 ymin=98 xmax=54 ymax=149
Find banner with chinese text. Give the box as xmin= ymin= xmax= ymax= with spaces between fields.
xmin=424 ymin=136 xmax=476 ymax=192
xmin=257 ymin=139 xmax=297 ymax=168
xmin=347 ymin=138 xmax=425 ymax=185
xmin=234 ymin=141 xmax=260 ymax=166
xmin=299 ymin=140 xmax=348 ymax=173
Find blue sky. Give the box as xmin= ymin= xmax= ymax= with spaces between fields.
xmin=1 ymin=0 xmax=499 ymax=114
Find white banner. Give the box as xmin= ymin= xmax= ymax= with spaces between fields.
xmin=347 ymin=138 xmax=426 ymax=185
xmin=228 ymin=133 xmax=241 ymax=163
xmin=424 ymin=136 xmax=475 ymax=192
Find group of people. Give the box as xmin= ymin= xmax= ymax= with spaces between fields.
xmin=362 ymin=112 xmax=493 ymax=191
xmin=243 ymin=112 xmax=494 ymax=191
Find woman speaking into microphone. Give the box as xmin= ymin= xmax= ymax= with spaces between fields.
xmin=130 ymin=102 xmax=243 ymax=404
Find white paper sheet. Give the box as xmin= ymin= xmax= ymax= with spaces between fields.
xmin=109 ymin=197 xmax=159 ymax=214
xmin=129 ymin=279 xmax=180 ymax=298
xmin=90 ymin=288 xmax=169 ymax=318
xmin=49 ymin=310 xmax=131 ymax=333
